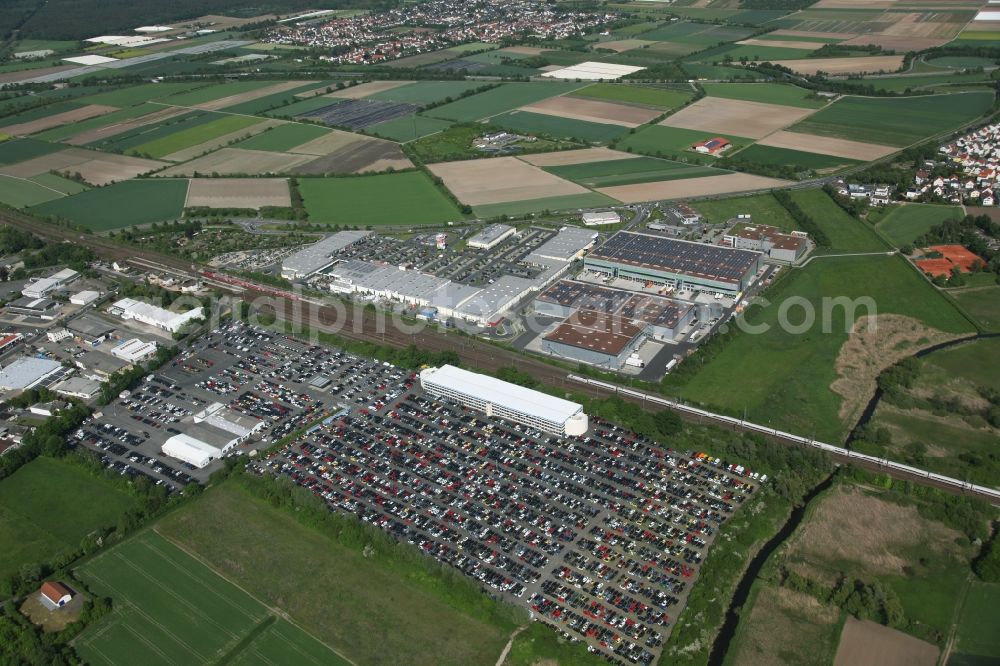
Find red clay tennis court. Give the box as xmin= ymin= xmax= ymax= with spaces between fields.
xmin=914 ymin=245 xmax=984 ymax=277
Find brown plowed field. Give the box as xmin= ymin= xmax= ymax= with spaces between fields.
xmin=0 ymin=105 xmax=117 ymax=136
xmin=295 ymin=139 xmax=412 ymax=174
xmin=771 ymin=29 xmax=856 ymax=39
xmin=758 ymin=130 xmax=898 ymax=160
xmin=519 ymin=148 xmax=641 ymax=167
xmin=597 ymin=173 xmax=790 ymax=203
xmin=594 ymin=39 xmax=655 ymax=53
xmin=833 ymin=618 xmax=938 ymax=666
xmin=428 ymin=156 xmax=588 ymax=205
xmin=772 ymin=55 xmax=905 ymax=75
xmin=157 ymin=148 xmax=314 ymax=177
xmin=660 ymin=97 xmax=815 ymax=139
xmin=0 ymin=148 xmax=166 ymax=185
xmin=520 ymin=96 xmax=660 ymax=127
xmin=840 ymin=34 xmax=952 ymax=50
xmin=737 ymin=38 xmax=827 ymax=49
xmin=192 ymin=81 xmax=313 ymax=111
xmin=325 ymin=81 xmax=413 ymax=99
xmin=185 ymin=178 xmax=290 ymax=208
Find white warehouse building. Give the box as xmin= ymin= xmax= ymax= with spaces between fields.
xmin=419 ymin=365 xmax=588 ymax=437
xmin=111 ymin=298 xmax=204 ymax=334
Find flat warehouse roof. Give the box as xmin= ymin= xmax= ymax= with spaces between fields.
xmin=544 ymin=310 xmax=644 ymax=356
xmin=421 ymin=365 xmax=583 ymax=424
xmin=282 ymin=230 xmax=372 ymax=276
xmin=587 ymin=232 xmax=760 ymax=284
xmin=469 ymin=223 xmax=514 ymax=246
xmin=530 ymin=227 xmax=599 ymax=262
xmin=537 ymin=280 xmax=632 ymax=313
xmin=537 ymin=280 xmax=691 ymax=329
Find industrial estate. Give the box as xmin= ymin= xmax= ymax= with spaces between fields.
xmin=0 ymin=1 xmax=998 ymax=666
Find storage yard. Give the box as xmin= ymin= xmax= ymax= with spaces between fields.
xmin=252 ymin=372 xmax=759 ymax=665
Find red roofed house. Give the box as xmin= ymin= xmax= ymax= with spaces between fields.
xmin=39 ymin=581 xmax=73 ymax=609
xmin=693 ymin=137 xmax=730 ymax=155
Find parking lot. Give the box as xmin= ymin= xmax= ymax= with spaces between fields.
xmin=69 ymin=320 xmax=410 ymax=492
xmin=307 ymin=226 xmax=560 ymax=292
xmin=251 ymin=383 xmax=759 ymax=665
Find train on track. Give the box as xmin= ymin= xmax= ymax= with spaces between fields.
xmin=567 ymin=374 xmax=1000 ymax=504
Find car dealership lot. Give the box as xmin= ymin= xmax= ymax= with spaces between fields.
xmin=70 ymin=321 xmax=409 ymax=488
xmin=252 ymin=386 xmax=759 ymax=665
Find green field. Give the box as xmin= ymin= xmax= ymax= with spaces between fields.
xmin=691 ymin=193 xmax=800 ymax=230
xmin=153 ymin=482 xmax=511 ymax=666
xmin=300 ymin=171 xmax=464 ymax=226
xmin=85 ymin=111 xmax=210 ymax=153
xmin=473 ymin=192 xmax=618 ymax=219
xmin=877 ymin=203 xmax=964 ymax=247
xmin=130 ymin=114 xmax=264 ymax=159
xmin=949 ymin=582 xmax=1000 ymax=666
xmin=33 ymin=179 xmax=188 ymax=230
xmin=369 ymin=81 xmax=488 ymax=106
xmin=29 ymin=172 xmax=88 ymax=195
xmin=702 ymin=82 xmax=828 ymax=109
xmin=0 ymin=137 xmax=63 ymax=164
xmin=265 ymin=95 xmax=342 ymax=118
xmin=851 ymin=71 xmax=993 ymax=94
xmin=926 ymin=56 xmax=997 ymax=70
xmin=729 ymin=144 xmax=859 ymax=172
xmin=80 ymin=82 xmax=211 ymax=108
xmin=490 ymin=110 xmax=628 ymax=144
xmin=546 ymin=156 xmax=724 ymax=188
xmin=617 ymin=125 xmax=754 ymax=164
xmin=953 ymin=285 xmax=1000 ymax=332
xmin=925 ymin=337 xmax=1000 ymax=390
xmin=570 ymin=83 xmax=692 ymax=110
xmin=0 ymin=457 xmax=137 ymax=584
xmin=0 ymin=175 xmax=67 ymax=207
xmin=234 ymin=123 xmax=329 ymax=152
xmin=787 ymin=189 xmax=887 ymax=252
xmin=426 ymin=82 xmax=585 ymax=122
xmin=369 ymin=114 xmax=454 ymax=142
xmin=788 ymin=92 xmax=995 ymax=147
xmin=76 ymin=531 xmax=348 ymax=666
xmin=671 ymin=254 xmax=973 ymax=441
xmin=691 ymin=43 xmax=815 ymax=63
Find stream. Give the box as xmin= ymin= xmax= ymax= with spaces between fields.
xmin=707 ymin=474 xmax=835 ymax=666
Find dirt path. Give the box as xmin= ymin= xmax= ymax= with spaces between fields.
xmin=939 ymin=574 xmax=973 ymax=666
xmin=153 ymin=527 xmax=359 ymax=666
xmin=495 ymin=625 xmax=528 ymax=666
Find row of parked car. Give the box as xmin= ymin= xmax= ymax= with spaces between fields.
xmin=252 ymin=383 xmax=758 ymax=666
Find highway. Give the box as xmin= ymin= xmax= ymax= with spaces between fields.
xmin=5 ymin=211 xmax=998 ymax=504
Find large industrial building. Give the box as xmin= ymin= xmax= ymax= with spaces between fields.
xmin=420 ymin=364 xmax=588 ymax=437
xmin=326 ymin=227 xmax=598 ymax=327
xmin=585 ymin=232 xmax=762 ymax=295
xmin=21 ymin=268 xmax=79 ymax=299
xmin=722 ymin=223 xmax=808 ymax=263
xmin=467 ymin=224 xmax=516 ymax=250
xmin=0 ymin=357 xmax=66 ymax=391
xmin=280 ymin=230 xmax=372 ymax=280
xmin=111 ymin=298 xmax=204 ymax=334
xmin=162 ymin=404 xmax=264 ymax=468
xmin=542 ymin=310 xmax=646 ymax=368
xmin=534 ymin=280 xmax=695 ymax=367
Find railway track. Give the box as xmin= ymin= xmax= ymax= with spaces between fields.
xmin=7 ymin=212 xmax=998 ymax=503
